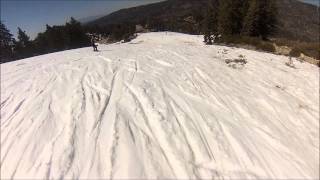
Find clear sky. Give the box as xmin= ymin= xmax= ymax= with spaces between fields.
xmin=1 ymin=0 xmax=318 ymax=40
xmin=1 ymin=0 xmax=164 ymax=39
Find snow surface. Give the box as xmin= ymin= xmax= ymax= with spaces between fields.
xmin=1 ymin=32 xmax=319 ymax=179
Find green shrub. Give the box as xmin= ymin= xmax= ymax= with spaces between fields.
xmin=275 ymin=39 xmax=319 ymax=60
xmin=256 ymin=42 xmax=275 ymax=52
xmin=299 ymin=43 xmax=320 ymax=60
xmin=216 ymin=35 xmax=275 ymax=53
xmin=289 ymin=47 xmax=301 ymax=57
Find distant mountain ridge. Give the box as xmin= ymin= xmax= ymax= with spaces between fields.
xmin=88 ymin=0 xmax=319 ymax=42
xmin=78 ymin=15 xmax=103 ymax=24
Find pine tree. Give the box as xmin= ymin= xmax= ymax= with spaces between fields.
xmin=65 ymin=17 xmax=90 ymax=48
xmin=234 ymin=0 xmax=250 ymax=34
xmin=218 ymin=0 xmax=249 ymax=36
xmin=17 ymin=28 xmax=31 ymax=47
xmin=242 ymin=0 xmax=277 ymax=40
xmin=0 ymin=21 xmax=15 ymax=62
xmin=33 ymin=32 xmax=48 ymax=54
xmin=259 ymin=0 xmax=277 ymax=39
xmin=217 ymin=0 xmax=233 ymax=36
xmin=32 ymin=18 xmax=90 ymax=55
xmin=242 ymin=0 xmax=259 ymax=37
xmin=15 ymin=27 xmax=33 ymax=58
xmin=203 ymin=0 xmax=218 ymax=44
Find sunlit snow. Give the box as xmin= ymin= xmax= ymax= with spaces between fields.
xmin=1 ymin=32 xmax=319 ymax=179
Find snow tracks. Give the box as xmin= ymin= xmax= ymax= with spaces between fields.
xmin=1 ymin=32 xmax=319 ymax=179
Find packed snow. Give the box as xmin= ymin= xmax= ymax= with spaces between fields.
xmin=1 ymin=32 xmax=319 ymax=179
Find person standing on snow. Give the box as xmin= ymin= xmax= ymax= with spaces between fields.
xmin=91 ymin=36 xmax=98 ymax=52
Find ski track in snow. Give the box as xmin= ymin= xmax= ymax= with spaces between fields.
xmin=1 ymin=32 xmax=319 ymax=179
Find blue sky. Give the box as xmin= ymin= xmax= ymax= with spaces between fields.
xmin=1 ymin=0 xmax=318 ymax=40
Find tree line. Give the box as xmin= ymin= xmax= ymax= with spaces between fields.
xmin=1 ymin=17 xmax=139 ymax=63
xmin=203 ymin=0 xmax=277 ymax=44
xmin=1 ymin=17 xmax=90 ymax=63
xmin=85 ymin=23 xmax=136 ymax=42
xmin=1 ymin=0 xmax=278 ymax=63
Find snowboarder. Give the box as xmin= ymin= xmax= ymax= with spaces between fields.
xmin=285 ymin=56 xmax=295 ymax=68
xmin=91 ymin=37 xmax=98 ymax=52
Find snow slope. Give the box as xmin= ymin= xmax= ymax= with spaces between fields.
xmin=1 ymin=32 xmax=319 ymax=179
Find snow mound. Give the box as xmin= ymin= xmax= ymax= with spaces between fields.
xmin=1 ymin=32 xmax=319 ymax=179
